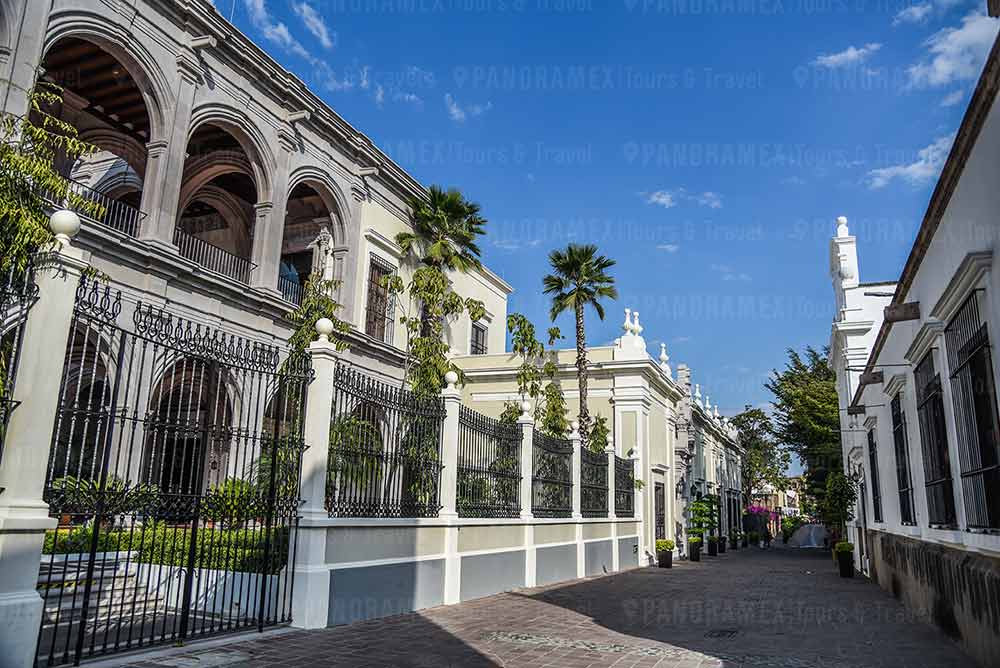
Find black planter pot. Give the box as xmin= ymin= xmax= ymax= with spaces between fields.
xmin=741 ymin=537 xmax=749 ymax=547
xmin=718 ymin=539 xmax=726 ymax=554
xmin=689 ymin=543 xmax=701 ymax=561
xmin=657 ymin=550 xmax=673 ymax=568
xmin=837 ymin=551 xmax=854 ymax=578
xmin=729 ymin=537 xmax=737 ymax=550
xmin=707 ymin=540 xmax=718 ymax=556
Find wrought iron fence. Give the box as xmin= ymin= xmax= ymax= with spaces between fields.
xmin=614 ymin=455 xmax=635 ymax=518
xmin=457 ymin=406 xmax=521 ymax=518
xmin=277 ymin=275 xmax=304 ymax=307
xmin=326 ymin=363 xmax=445 ymax=518
xmin=174 ymin=227 xmax=256 ymax=285
xmin=37 ymin=276 xmax=309 ymax=666
xmin=0 ymin=264 xmax=36 ymax=473
xmin=580 ymin=447 xmax=608 ymax=518
xmin=531 ymin=430 xmax=572 ymax=518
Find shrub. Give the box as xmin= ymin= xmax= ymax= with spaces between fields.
xmin=688 ymin=536 xmax=702 ymax=545
xmin=835 ymin=540 xmax=854 ymax=553
xmin=707 ymin=535 xmax=719 ymax=544
xmin=655 ymin=539 xmax=675 ymax=552
xmin=748 ymin=531 xmax=760 ymax=543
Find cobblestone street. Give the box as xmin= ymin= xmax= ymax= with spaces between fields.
xmin=115 ymin=547 xmax=977 ymax=668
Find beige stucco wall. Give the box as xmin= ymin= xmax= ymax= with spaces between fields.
xmin=325 ymin=526 xmax=446 ymax=563
xmin=535 ymin=523 xmax=577 ymax=544
xmin=457 ymin=524 xmax=525 ymax=552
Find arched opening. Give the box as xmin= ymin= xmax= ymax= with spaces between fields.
xmin=176 ymin=123 xmax=260 ymax=284
xmin=39 ymin=37 xmax=154 ymax=236
xmin=279 ymin=182 xmax=343 ymax=304
xmin=142 ymin=357 xmax=235 ymax=498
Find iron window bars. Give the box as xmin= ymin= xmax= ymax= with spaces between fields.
xmin=944 ymin=290 xmax=1000 ymax=531
xmin=470 ymin=322 xmax=488 ymax=355
xmin=867 ymin=429 xmax=883 ymax=523
xmin=614 ymin=455 xmax=635 ymax=518
xmin=915 ymin=350 xmax=958 ymax=528
xmin=891 ymin=394 xmax=917 ymax=526
xmin=364 ymin=254 xmax=395 ymax=344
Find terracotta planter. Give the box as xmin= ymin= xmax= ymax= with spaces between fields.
xmin=837 ymin=551 xmax=854 ymax=578
xmin=689 ymin=543 xmax=701 ymax=561
xmin=657 ymin=550 xmax=673 ymax=568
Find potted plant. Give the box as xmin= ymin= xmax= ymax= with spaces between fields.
xmin=656 ymin=539 xmax=675 ymax=568
xmin=835 ymin=541 xmax=854 ymax=578
xmin=748 ymin=530 xmax=760 ymax=547
xmin=706 ymin=535 xmax=718 ymax=556
xmin=741 ymin=530 xmax=749 ymax=547
xmin=728 ymin=532 xmax=738 ymax=550
xmin=718 ymin=533 xmax=726 ymax=554
xmin=688 ymin=536 xmax=702 ymax=561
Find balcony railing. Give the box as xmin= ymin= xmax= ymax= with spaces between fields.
xmin=278 ymin=275 xmax=305 ymax=306
xmin=173 ymin=227 xmax=255 ymax=285
xmin=43 ymin=178 xmax=145 ymax=237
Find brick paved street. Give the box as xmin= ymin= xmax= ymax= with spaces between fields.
xmin=118 ymin=548 xmax=976 ymax=668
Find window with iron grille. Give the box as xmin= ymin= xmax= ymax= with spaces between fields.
xmin=470 ymin=322 xmax=488 ymax=355
xmin=891 ymin=394 xmax=917 ymax=525
xmin=915 ymin=350 xmax=958 ymax=528
xmin=364 ymin=254 xmax=395 ymax=343
xmin=867 ymin=428 xmax=883 ymax=523
xmin=945 ymin=290 xmax=1000 ymax=531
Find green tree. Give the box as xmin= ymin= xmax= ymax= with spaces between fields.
xmin=390 ymin=186 xmax=487 ymax=398
xmin=0 ymin=81 xmax=102 ymax=271
xmin=765 ymin=347 xmax=840 ymax=509
xmin=729 ymin=406 xmax=790 ymax=510
xmin=821 ymin=470 xmax=858 ymax=539
xmin=502 ymin=314 xmax=567 ymax=437
xmin=543 ymin=244 xmax=617 ymax=450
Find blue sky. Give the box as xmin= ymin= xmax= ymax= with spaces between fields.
xmin=230 ymin=0 xmax=996 ymax=415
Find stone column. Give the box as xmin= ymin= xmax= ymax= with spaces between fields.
xmin=0 ymin=1 xmax=52 ymax=121
xmin=250 ymin=128 xmax=294 ymax=293
xmin=290 ymin=319 xmax=338 ymax=630
xmin=517 ymin=403 xmax=535 ymax=586
xmin=0 ymin=220 xmax=88 ymax=668
xmin=568 ymin=422 xmax=583 ymax=577
xmin=140 ymin=49 xmax=201 ymax=248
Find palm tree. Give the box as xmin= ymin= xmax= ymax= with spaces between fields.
xmin=396 ymin=185 xmax=485 ymax=272
xmin=543 ymin=244 xmax=617 ymax=449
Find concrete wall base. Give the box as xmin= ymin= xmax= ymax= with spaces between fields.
xmin=867 ymin=529 xmax=1000 ymax=667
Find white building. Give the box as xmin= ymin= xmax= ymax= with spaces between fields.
xmin=828 ymin=29 xmax=1000 ymax=667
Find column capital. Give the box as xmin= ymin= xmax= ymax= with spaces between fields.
xmin=254 ymin=200 xmax=275 ymax=214
xmin=146 ymin=139 xmax=169 ymax=157
xmin=176 ymin=48 xmax=204 ymax=85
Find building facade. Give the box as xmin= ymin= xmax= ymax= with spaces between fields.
xmin=829 ymin=31 xmax=1000 ymax=667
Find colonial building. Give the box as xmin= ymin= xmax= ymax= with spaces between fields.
xmin=828 ymin=30 xmax=1000 ymax=666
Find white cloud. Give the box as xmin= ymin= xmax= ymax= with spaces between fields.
xmin=374 ymin=84 xmax=385 ymax=107
xmin=444 ymin=93 xmax=492 ymax=122
xmin=695 ymin=191 xmax=723 ymax=209
xmin=292 ymin=1 xmax=335 ymax=50
xmin=812 ymin=43 xmax=882 ymax=68
xmin=245 ymin=0 xmax=315 ymax=64
xmin=656 ymin=243 xmax=680 ymax=252
xmin=643 ymin=188 xmax=722 ymax=209
xmin=940 ymin=89 xmax=965 ymax=106
xmin=893 ymin=2 xmax=932 ymax=25
xmin=673 ymin=336 xmax=692 ymax=344
xmin=393 ymin=91 xmax=423 ymax=107
xmin=646 ymin=190 xmax=676 ymax=208
xmin=867 ymin=133 xmax=955 ymax=189
xmin=907 ymin=12 xmax=999 ymax=88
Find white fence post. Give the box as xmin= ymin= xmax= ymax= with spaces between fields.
xmin=0 ymin=219 xmax=88 ymax=668
xmin=606 ymin=446 xmax=619 ymax=572
xmin=440 ymin=371 xmax=461 ymax=605
xmin=518 ymin=402 xmax=536 ymax=587
xmin=570 ymin=422 xmax=584 ymax=578
xmin=290 ymin=318 xmax=337 ymax=630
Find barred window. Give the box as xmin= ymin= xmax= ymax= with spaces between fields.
xmin=945 ymin=290 xmax=1000 ymax=531
xmin=470 ymin=322 xmax=488 ymax=355
xmin=867 ymin=429 xmax=883 ymax=523
xmin=364 ymin=254 xmax=395 ymax=343
xmin=891 ymin=394 xmax=917 ymax=526
xmin=915 ymin=350 xmax=958 ymax=528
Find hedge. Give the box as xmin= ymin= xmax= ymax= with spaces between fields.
xmin=43 ymin=523 xmax=289 ymax=574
